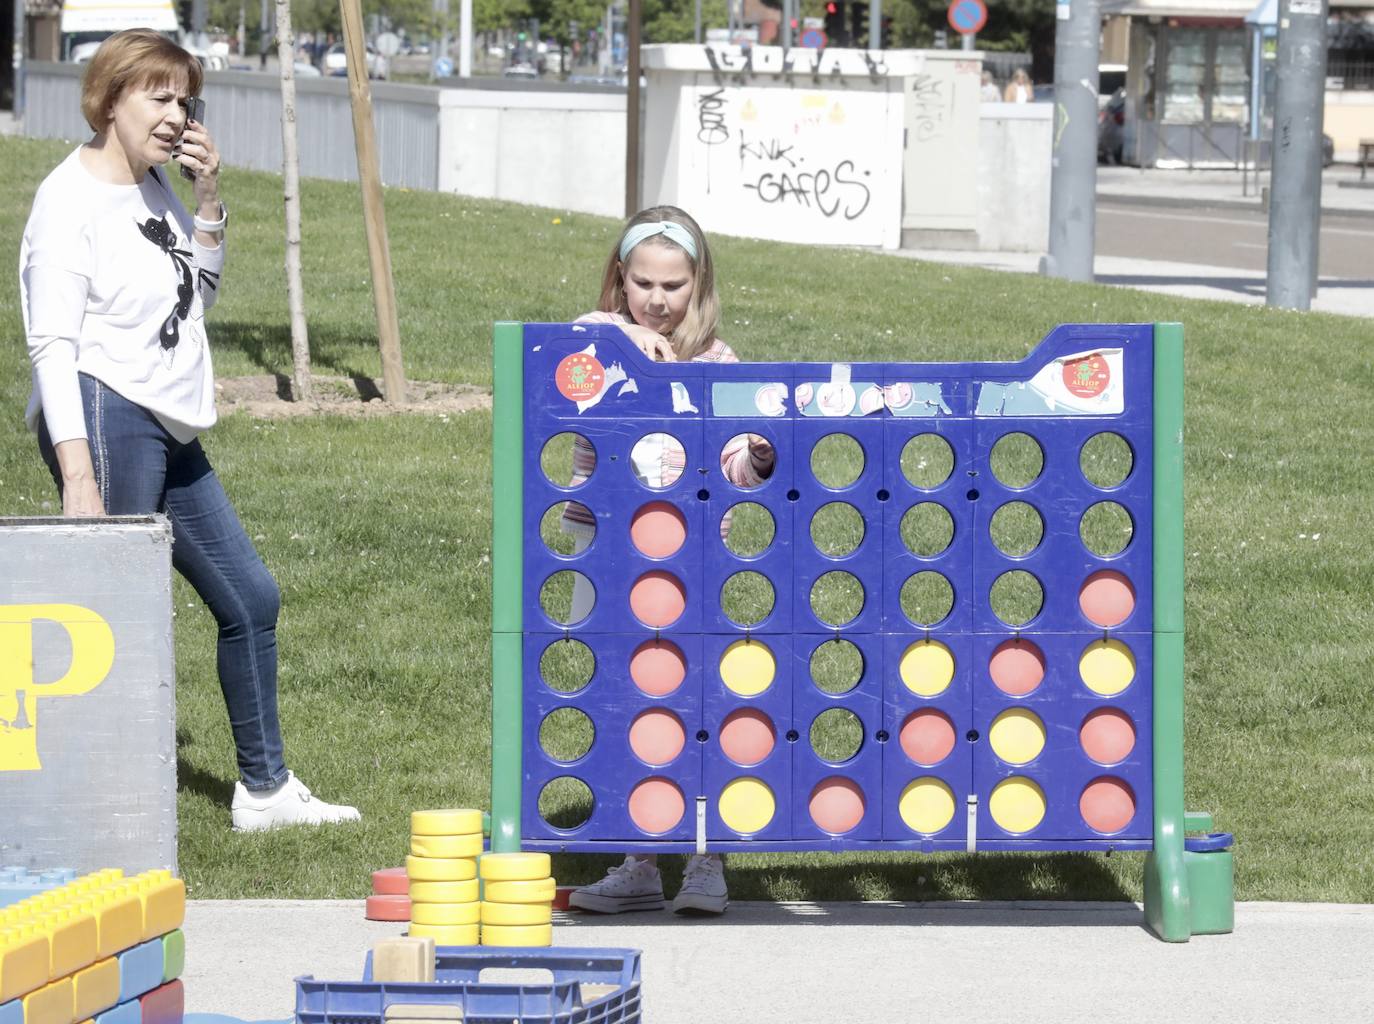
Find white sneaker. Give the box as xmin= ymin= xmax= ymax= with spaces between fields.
xmin=230 ymin=771 xmax=361 ymax=832
xmin=568 ymin=857 xmax=666 ymax=913
xmin=672 ymin=854 xmax=727 ymax=915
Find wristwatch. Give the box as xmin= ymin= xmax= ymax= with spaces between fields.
xmin=193 ymin=203 xmax=228 ymax=234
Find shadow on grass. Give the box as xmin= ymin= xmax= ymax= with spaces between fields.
xmin=176 ymin=745 xmax=236 ymax=809
xmin=212 ymin=320 xmax=380 ymax=381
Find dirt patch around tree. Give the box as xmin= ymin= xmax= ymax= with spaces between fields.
xmin=214 ymin=375 xmax=492 ymax=419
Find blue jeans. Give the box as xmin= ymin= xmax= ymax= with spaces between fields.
xmin=39 ymin=374 xmax=288 ymax=791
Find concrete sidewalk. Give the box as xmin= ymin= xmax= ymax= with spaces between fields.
xmin=183 ymin=899 xmax=1373 ymax=1023
xmin=1098 ymin=163 xmax=1374 ymax=217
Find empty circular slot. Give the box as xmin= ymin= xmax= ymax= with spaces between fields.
xmin=1079 ymin=639 xmax=1137 ymax=695
xmin=809 ymin=777 xmax=866 ymax=834
xmin=810 ymin=638 xmax=864 ymax=694
xmin=719 ymin=708 xmax=777 ymax=766
xmin=631 ymin=501 xmax=687 ymax=558
xmin=899 ymin=640 xmax=955 ymax=696
xmin=988 ymin=708 xmax=1047 ymax=765
xmin=722 ymin=502 xmax=775 ymax=557
xmin=628 ymin=777 xmax=686 ymax=834
xmin=1080 ymin=708 xmax=1137 ymax=764
xmin=719 ymin=639 xmax=776 ymax=696
xmin=1080 ymin=777 xmax=1137 ymax=834
xmin=989 ymin=501 xmax=1044 ymax=557
xmin=540 ymin=432 xmax=593 ymax=488
xmin=988 ymin=777 xmax=1046 ymax=834
xmin=540 ymin=570 xmax=593 ymax=626
xmin=899 ymin=777 xmax=956 ymax=834
xmin=539 ymin=707 xmax=594 ymax=762
xmin=629 ymin=570 xmax=687 ymax=628
xmin=538 ymin=776 xmax=594 ymax=830
xmin=630 ymin=432 xmax=686 ymax=489
xmin=990 ymin=432 xmax=1044 ymax=489
xmin=811 ymin=502 xmax=865 ymax=557
xmin=630 ymin=639 xmax=687 ymax=696
xmin=721 ymin=571 xmax=775 ymax=627
xmin=900 ymin=571 xmax=954 ymax=626
xmin=541 ymin=502 xmax=593 ymax=556
xmin=810 ymin=571 xmax=864 ymax=626
xmin=901 ymin=434 xmax=955 ymax=489
xmin=988 ymin=638 xmax=1045 ymax=696
xmin=720 ymin=433 xmax=774 ymax=490
xmin=900 ymin=502 xmax=954 ymax=557
xmin=1080 ymin=432 xmax=1133 ymax=488
xmin=718 ymin=777 xmax=775 ymax=834
xmin=1080 ymin=502 xmax=1134 ymax=557
xmin=810 ymin=708 xmax=864 ymax=763
xmin=989 ymin=570 xmax=1043 ymax=626
xmin=629 ymin=708 xmax=686 ymax=766
xmin=899 ymin=709 xmax=956 ymax=766
xmin=810 ymin=434 xmax=865 ymax=489
xmin=1079 ymin=569 xmax=1136 ymax=627
xmin=540 ymin=638 xmax=594 ymax=694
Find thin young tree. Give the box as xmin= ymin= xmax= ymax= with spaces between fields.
xmin=275 ymin=0 xmax=313 ymax=401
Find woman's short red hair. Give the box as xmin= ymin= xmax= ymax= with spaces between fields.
xmin=80 ymin=29 xmax=203 ymax=132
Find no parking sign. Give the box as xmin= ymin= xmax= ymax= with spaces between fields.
xmin=947 ymin=0 xmax=988 ymax=34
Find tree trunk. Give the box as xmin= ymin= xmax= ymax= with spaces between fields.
xmin=275 ymin=0 xmax=313 ymax=402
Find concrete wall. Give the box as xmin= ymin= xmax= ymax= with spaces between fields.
xmin=1324 ymin=90 xmax=1374 ymax=163
xmin=975 ymin=103 xmax=1052 ymax=253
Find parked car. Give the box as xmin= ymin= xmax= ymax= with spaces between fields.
xmin=323 ymin=42 xmax=388 ymax=79
xmin=502 ymin=63 xmax=539 ymax=79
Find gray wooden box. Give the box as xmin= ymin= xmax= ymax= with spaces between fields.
xmin=0 ymin=516 xmax=177 ymax=873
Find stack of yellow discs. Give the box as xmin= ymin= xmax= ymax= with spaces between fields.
xmin=406 ymin=809 xmax=483 ymax=945
xmin=478 ymin=853 xmax=555 ymax=947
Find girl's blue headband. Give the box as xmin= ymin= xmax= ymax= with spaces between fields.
xmin=618 ymin=221 xmax=698 ymax=263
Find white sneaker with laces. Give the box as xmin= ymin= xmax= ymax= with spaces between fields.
xmin=568 ymin=856 xmax=666 ymax=914
xmin=672 ymin=854 xmax=728 ymax=915
xmin=230 ymin=771 xmax=361 ymax=832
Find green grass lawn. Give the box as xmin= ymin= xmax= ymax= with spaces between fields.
xmin=3 ymin=135 xmax=1373 ymax=903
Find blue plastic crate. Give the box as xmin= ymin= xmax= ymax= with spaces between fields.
xmin=0 ymin=867 xmax=76 ymax=907
xmin=296 ymin=947 xmax=641 ymax=1024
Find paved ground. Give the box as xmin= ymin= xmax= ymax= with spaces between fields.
xmin=183 ymin=899 xmax=1374 ymax=1023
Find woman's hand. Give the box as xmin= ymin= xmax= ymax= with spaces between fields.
xmin=54 ymin=439 xmax=105 ymax=517
xmin=622 ymin=324 xmax=676 ymax=362
xmin=177 ymin=117 xmax=224 ymax=237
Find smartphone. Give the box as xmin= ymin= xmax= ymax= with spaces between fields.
xmin=178 ymin=97 xmax=206 ymax=181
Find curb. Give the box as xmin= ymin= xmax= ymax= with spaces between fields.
xmin=1097 ymin=190 xmax=1374 ymax=220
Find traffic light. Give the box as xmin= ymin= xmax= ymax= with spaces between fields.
xmin=881 ymin=14 xmax=892 ymax=48
xmin=824 ymin=0 xmax=848 ymax=45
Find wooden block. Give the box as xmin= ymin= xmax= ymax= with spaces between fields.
xmin=370 ymin=938 xmax=434 ymax=984
xmin=72 ymin=959 xmax=119 ymax=1021
xmin=382 ymin=1004 xmax=462 ymax=1021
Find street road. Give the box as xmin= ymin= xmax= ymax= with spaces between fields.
xmin=1096 ymin=201 xmax=1374 ymax=280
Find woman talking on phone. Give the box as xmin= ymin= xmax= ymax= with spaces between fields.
xmin=18 ymin=30 xmax=360 ymax=831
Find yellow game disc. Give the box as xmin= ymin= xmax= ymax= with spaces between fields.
xmin=405 ymin=856 xmax=478 ymax=882
xmin=718 ymin=777 xmax=775 ymax=834
xmin=477 ymin=852 xmax=552 ymax=882
xmin=480 ymin=901 xmax=553 ymax=926
xmin=481 ymin=878 xmax=556 ymax=904
xmin=719 ymin=640 xmax=775 ymax=696
xmin=480 ymin=923 xmax=553 ymax=947
xmin=408 ymin=879 xmax=479 ymax=903
xmin=988 ymin=708 xmax=1046 ymax=766
xmin=989 ymin=777 xmax=1046 ymax=833
xmin=411 ymin=833 xmax=484 ymax=859
xmin=899 ymin=640 xmax=955 ymax=697
xmin=411 ymin=901 xmax=481 ymax=926
xmin=410 ymin=809 xmax=484 ymax=836
xmin=1079 ymin=639 xmax=1136 ymax=695
xmin=408 ymin=923 xmax=479 ymax=945
xmin=898 ymin=778 xmax=955 ymax=834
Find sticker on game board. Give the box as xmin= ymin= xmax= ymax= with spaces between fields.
xmin=671 ymin=382 xmax=699 ymax=414
xmin=974 ymin=348 xmax=1124 ymax=416
xmin=710 ymin=382 xmax=789 ymax=417
xmin=556 ymin=345 xmax=639 ymax=413
xmin=886 ymin=383 xmax=954 ymax=417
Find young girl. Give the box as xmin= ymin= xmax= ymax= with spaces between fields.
xmin=564 ymin=207 xmax=774 ymax=915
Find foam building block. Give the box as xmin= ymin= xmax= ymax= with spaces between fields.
xmin=0 ymin=998 xmax=21 ymax=1024
xmin=22 ymin=977 xmax=73 ymax=1024
xmin=132 ymin=878 xmax=184 ymax=944
xmin=94 ymin=999 xmax=140 ymax=1024
xmin=159 ymin=934 xmax=183 ymax=986
xmin=118 ymin=941 xmax=164 ymax=1003
xmin=0 ymin=932 xmax=50 ymax=1002
xmin=91 ymin=896 xmax=143 ymax=961
xmin=0 ymin=872 xmax=77 ymax=910
xmin=73 ymin=960 xmax=120 ymax=1020
xmin=138 ymin=980 xmax=182 ymax=1024
xmin=369 ymin=938 xmax=435 ymax=984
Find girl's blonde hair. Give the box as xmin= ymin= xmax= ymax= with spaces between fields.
xmin=597 ymin=206 xmax=720 ymax=362
xmin=81 ymin=29 xmax=203 ymax=133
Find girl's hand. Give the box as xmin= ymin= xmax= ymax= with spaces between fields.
xmin=177 ymin=119 xmax=222 ymax=210
xmin=622 ymin=324 xmax=676 ymax=362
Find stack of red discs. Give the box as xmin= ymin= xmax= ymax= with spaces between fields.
xmin=365 ymin=867 xmax=411 ymax=921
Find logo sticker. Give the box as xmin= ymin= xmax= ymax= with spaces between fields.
xmin=1062 ymin=354 xmax=1111 ymax=399
xmin=556 ymin=353 xmax=606 ymax=402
